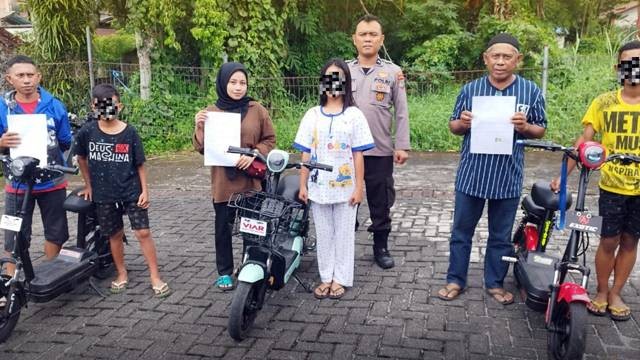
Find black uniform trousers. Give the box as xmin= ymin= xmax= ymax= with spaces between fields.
xmin=364 ymin=156 xmax=395 ymax=249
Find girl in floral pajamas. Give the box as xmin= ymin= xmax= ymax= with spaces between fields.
xmin=293 ymin=59 xmax=374 ymax=299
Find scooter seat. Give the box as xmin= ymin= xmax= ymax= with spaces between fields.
xmin=523 ymin=195 xmax=545 ymax=219
xmin=530 ymin=181 xmax=572 ymax=211
xmin=64 ymin=188 xmax=95 ymax=213
xmin=276 ymin=175 xmax=304 ymax=205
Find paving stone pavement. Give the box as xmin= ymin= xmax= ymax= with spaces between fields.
xmin=0 ymin=151 xmax=638 ymax=360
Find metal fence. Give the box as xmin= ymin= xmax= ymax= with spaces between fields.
xmin=0 ymin=57 xmax=613 ymax=113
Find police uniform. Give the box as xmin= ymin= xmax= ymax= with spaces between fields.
xmin=348 ymin=57 xmax=410 ymax=260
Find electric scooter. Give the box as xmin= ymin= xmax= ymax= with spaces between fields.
xmin=0 ymin=155 xmax=114 ymax=343
xmin=503 ymin=139 xmax=640 ymax=360
xmin=225 ymin=146 xmax=332 ymax=341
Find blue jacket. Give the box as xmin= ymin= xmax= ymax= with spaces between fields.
xmin=0 ymin=87 xmax=72 ymax=192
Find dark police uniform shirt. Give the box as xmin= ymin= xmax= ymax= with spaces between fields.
xmin=450 ymin=75 xmax=547 ymax=199
xmin=74 ymin=121 xmax=146 ymax=203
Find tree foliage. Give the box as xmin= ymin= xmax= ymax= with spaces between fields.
xmin=26 ymin=0 xmax=97 ymax=62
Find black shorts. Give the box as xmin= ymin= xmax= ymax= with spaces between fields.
xmin=598 ymin=188 xmax=640 ymax=238
xmin=3 ymin=188 xmax=69 ymax=252
xmin=95 ymin=201 xmax=150 ymax=238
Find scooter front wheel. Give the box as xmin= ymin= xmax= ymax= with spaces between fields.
xmin=0 ymin=281 xmax=21 ymax=343
xmin=547 ymin=301 xmax=586 ymax=360
xmin=0 ymin=308 xmax=19 ymax=343
xmin=228 ymin=281 xmax=261 ymax=341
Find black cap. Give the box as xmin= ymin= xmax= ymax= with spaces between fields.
xmin=486 ymin=33 xmax=520 ymax=51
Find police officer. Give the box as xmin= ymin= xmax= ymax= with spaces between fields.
xmin=348 ymin=14 xmax=410 ymax=269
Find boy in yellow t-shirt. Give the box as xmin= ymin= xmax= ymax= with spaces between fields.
xmin=552 ymin=40 xmax=640 ymax=321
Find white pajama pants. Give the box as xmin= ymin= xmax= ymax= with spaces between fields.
xmin=310 ymin=201 xmax=357 ymax=287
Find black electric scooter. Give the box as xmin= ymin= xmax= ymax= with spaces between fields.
xmin=225 ymin=146 xmax=332 ymax=341
xmin=504 ymin=139 xmax=640 ymax=360
xmin=0 ymin=155 xmax=114 ymax=343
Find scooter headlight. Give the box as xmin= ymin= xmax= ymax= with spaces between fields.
xmin=578 ymin=141 xmax=606 ymax=169
xmin=266 ymin=150 xmax=289 ymax=173
xmin=9 ymin=158 xmax=25 ymax=177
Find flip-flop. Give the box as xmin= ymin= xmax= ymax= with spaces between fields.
xmin=110 ymin=279 xmax=128 ymax=294
xmin=152 ymin=282 xmax=172 ymax=298
xmin=586 ymin=300 xmax=608 ymax=316
xmin=608 ymin=305 xmax=631 ymax=321
xmin=329 ymin=284 xmax=345 ymax=300
xmin=486 ymin=287 xmax=514 ymax=305
xmin=437 ymin=284 xmax=464 ymax=301
xmin=313 ymin=283 xmax=331 ymax=299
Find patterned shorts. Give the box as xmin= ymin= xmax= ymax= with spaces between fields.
xmin=95 ymin=201 xmax=150 ymax=237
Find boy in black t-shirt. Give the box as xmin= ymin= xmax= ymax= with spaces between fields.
xmin=74 ymin=84 xmax=170 ymax=297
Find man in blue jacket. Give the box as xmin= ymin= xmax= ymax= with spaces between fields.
xmin=0 ymin=55 xmax=72 ymax=275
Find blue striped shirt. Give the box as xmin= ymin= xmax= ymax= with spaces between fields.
xmin=450 ymin=75 xmax=547 ymax=199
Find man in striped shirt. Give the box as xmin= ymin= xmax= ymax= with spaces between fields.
xmin=438 ymin=34 xmax=547 ymax=305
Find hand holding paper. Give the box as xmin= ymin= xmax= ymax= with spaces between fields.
xmin=0 ymin=131 xmax=21 ymax=148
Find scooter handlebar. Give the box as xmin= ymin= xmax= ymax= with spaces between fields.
xmin=48 ymin=164 xmax=79 ymax=175
xmin=304 ymin=161 xmax=333 ymax=172
xmin=227 ymin=146 xmax=266 ymax=163
xmin=516 ymin=139 xmax=572 ymax=152
xmin=607 ymin=153 xmax=640 ymax=165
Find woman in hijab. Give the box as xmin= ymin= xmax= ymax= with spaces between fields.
xmin=193 ymin=62 xmax=276 ymax=290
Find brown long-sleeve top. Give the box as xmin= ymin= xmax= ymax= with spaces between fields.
xmin=193 ymin=101 xmax=276 ymax=203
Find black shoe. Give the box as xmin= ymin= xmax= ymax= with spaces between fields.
xmin=374 ymin=248 xmax=395 ymax=269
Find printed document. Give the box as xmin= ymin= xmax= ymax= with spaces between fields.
xmin=470 ymin=96 xmax=516 ymax=155
xmin=7 ymin=114 xmax=48 ymax=167
xmin=204 ymin=112 xmax=241 ymax=166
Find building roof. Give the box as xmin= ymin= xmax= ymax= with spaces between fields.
xmin=0 ymin=26 xmax=21 ymax=49
xmin=612 ymin=1 xmax=639 ymax=15
xmin=0 ymin=10 xmax=30 ymax=25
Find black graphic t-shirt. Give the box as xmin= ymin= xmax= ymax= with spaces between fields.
xmin=74 ymin=121 xmax=146 ymax=203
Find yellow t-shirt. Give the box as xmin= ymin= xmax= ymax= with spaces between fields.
xmin=581 ymin=89 xmax=640 ymax=195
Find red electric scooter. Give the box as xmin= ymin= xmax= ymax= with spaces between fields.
xmin=503 ymin=139 xmax=640 ymax=360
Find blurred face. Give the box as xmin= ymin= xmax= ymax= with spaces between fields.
xmin=320 ymin=65 xmax=346 ymax=98
xmin=92 ymin=95 xmax=122 ymax=121
xmin=5 ymin=63 xmax=41 ymax=97
xmin=483 ymin=43 xmax=522 ymax=83
xmin=617 ymin=48 xmax=640 ymax=86
xmin=227 ymin=71 xmax=247 ymax=100
xmin=352 ymin=21 xmax=384 ymax=58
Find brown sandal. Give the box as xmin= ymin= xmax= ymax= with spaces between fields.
xmin=437 ymin=283 xmax=464 ymax=301
xmin=314 ymin=283 xmax=331 ymax=299
xmin=329 ymin=284 xmax=345 ymax=299
xmin=486 ymin=287 xmax=514 ymax=305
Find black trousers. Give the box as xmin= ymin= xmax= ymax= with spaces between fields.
xmin=213 ymin=201 xmax=237 ymax=276
xmin=364 ymin=156 xmax=395 ymax=249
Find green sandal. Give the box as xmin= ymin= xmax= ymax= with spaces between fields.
xmin=214 ymin=275 xmax=235 ymax=291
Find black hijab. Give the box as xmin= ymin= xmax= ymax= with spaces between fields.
xmin=215 ymin=62 xmax=252 ymax=119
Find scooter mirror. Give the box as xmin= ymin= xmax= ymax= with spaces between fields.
xmin=578 ymin=141 xmax=606 ymax=170
xmin=266 ymin=150 xmax=289 ymax=173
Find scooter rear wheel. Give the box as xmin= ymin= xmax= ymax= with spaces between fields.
xmin=547 ymin=301 xmax=586 ymax=360
xmin=228 ymin=281 xmax=261 ymax=341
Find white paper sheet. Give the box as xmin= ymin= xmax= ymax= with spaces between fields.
xmin=470 ymin=96 xmax=516 ymax=155
xmin=7 ymin=114 xmax=48 ymax=167
xmin=204 ymin=112 xmax=241 ymax=166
